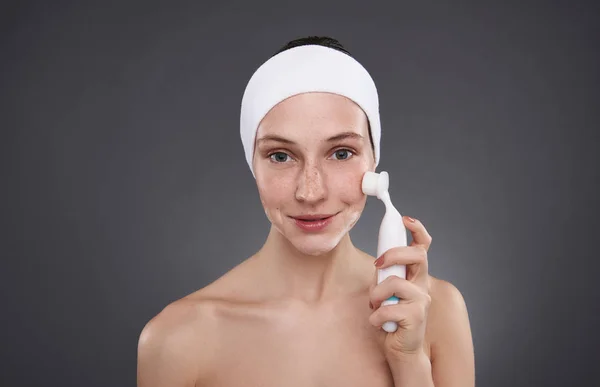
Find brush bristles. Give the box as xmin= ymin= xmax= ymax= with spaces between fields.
xmin=362 ymin=171 xmax=381 ymax=196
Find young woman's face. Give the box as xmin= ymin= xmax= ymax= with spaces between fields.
xmin=253 ymin=92 xmax=376 ymax=256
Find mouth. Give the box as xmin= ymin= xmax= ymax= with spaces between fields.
xmin=291 ymin=213 xmax=337 ymax=221
xmin=290 ymin=212 xmax=339 ymax=232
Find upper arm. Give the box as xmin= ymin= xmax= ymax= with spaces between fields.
xmin=137 ymin=302 xmax=213 ymax=387
xmin=427 ymin=279 xmax=475 ymax=387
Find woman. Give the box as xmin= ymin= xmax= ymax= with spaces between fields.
xmin=137 ymin=36 xmax=475 ymax=387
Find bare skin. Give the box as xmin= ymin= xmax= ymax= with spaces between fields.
xmin=137 ymin=242 xmax=471 ymax=386
xmin=137 ymin=93 xmax=475 ymax=386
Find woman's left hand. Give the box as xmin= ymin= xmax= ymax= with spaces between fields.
xmin=368 ymin=216 xmax=433 ymax=360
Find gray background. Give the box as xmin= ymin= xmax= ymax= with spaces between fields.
xmin=2 ymin=0 xmax=599 ymax=386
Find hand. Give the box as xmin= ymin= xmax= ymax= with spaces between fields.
xmin=368 ymin=216 xmax=433 ymax=360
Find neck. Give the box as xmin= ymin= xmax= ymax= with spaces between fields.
xmin=253 ymin=225 xmax=367 ymax=304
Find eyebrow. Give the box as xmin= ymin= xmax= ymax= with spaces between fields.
xmin=256 ymin=131 xmax=364 ymax=145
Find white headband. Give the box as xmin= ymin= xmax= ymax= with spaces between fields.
xmin=240 ymin=44 xmax=381 ymax=177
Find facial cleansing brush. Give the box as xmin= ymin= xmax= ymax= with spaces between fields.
xmin=362 ymin=171 xmax=408 ymax=333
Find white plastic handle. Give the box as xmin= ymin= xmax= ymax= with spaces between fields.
xmin=378 ymin=263 xmax=407 ymax=333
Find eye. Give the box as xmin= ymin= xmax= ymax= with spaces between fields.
xmin=331 ymin=149 xmax=354 ymax=160
xmin=269 ymin=152 xmax=291 ymax=163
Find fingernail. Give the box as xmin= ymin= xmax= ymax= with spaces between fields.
xmin=405 ymin=216 xmax=416 ymax=223
xmin=374 ymin=256 xmax=384 ymax=267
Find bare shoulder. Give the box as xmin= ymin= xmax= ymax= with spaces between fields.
xmin=136 ymin=259 xmax=257 ymax=386
xmin=426 ymin=275 xmax=475 ymax=386
xmin=137 ymin=294 xmax=219 ymax=387
xmin=138 ymin=295 xmax=218 ymax=346
xmin=427 ymin=275 xmax=471 ymax=337
xmin=428 ymin=276 xmax=468 ymax=312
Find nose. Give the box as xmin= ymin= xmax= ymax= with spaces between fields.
xmin=295 ymin=162 xmax=328 ymax=204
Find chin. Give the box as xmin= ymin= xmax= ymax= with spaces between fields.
xmin=288 ymin=235 xmax=343 ymax=256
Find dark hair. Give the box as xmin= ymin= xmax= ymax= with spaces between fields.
xmin=273 ymin=36 xmax=352 ymax=57
xmin=272 ymin=36 xmax=376 ymax=159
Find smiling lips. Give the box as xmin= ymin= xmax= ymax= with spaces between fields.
xmin=291 ymin=213 xmax=337 ymax=232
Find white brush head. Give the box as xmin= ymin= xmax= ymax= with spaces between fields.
xmin=362 ymin=171 xmax=389 ymax=198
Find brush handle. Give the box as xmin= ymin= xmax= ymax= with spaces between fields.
xmin=378 ymin=263 xmax=407 ymax=333
xmin=368 ymin=171 xmax=408 ymax=334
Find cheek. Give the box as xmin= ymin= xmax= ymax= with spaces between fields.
xmin=256 ymin=173 xmax=294 ymax=210
xmin=331 ymin=168 xmax=366 ymax=204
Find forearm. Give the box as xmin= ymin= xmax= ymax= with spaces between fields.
xmin=388 ymin=351 xmax=435 ymax=387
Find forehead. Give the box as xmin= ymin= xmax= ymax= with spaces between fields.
xmin=257 ymin=92 xmax=369 ymax=140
